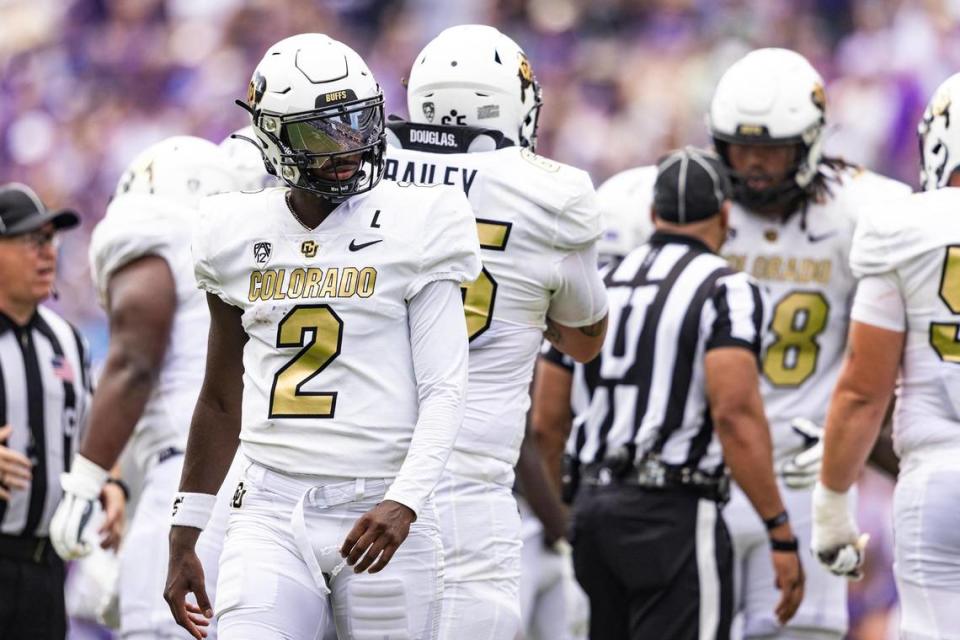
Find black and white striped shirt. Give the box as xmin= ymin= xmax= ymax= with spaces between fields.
xmin=0 ymin=307 xmax=91 ymax=537
xmin=565 ymin=231 xmax=764 ymax=475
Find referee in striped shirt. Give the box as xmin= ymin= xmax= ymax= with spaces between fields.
xmin=568 ymin=148 xmax=804 ymax=639
xmin=0 ymin=184 xmax=119 ymax=639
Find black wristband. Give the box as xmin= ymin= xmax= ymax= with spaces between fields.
xmin=770 ymin=537 xmax=799 ymax=553
xmin=106 ymin=477 xmax=130 ymax=501
xmin=763 ymin=510 xmax=789 ymax=531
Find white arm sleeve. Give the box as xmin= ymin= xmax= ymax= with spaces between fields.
xmin=850 ymin=273 xmax=906 ymax=332
xmin=547 ymin=243 xmax=609 ymax=327
xmin=384 ymin=279 xmax=469 ymax=516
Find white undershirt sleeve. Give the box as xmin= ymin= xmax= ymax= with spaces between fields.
xmin=547 ymin=243 xmax=609 ymax=327
xmin=384 ymin=279 xmax=469 ymax=517
xmin=850 ymin=273 xmax=906 ymax=332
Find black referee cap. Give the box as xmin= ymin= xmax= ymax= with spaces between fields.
xmin=0 ymin=183 xmax=79 ymax=237
xmin=653 ymin=147 xmax=731 ymax=224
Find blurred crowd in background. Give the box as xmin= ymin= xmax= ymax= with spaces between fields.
xmin=2 ymin=1 xmax=956 ymax=638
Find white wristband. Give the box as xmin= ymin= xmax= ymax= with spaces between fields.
xmin=170 ymin=492 xmax=217 ymax=530
xmin=61 ymin=454 xmax=110 ymax=500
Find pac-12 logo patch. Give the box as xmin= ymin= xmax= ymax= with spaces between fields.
xmin=253 ymin=241 xmax=272 ymax=266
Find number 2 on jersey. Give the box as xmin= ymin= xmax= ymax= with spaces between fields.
xmin=462 ymin=219 xmax=512 ymax=340
xmin=269 ymin=305 xmax=343 ymax=418
xmin=930 ymin=245 xmax=960 ymax=362
xmin=763 ymin=291 xmax=829 ymax=386
xmin=268 ymin=219 xmax=511 ymax=416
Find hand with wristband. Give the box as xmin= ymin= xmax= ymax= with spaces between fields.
xmin=49 ymin=454 xmax=128 ymax=559
xmin=165 ymin=492 xmax=217 ymax=638
xmin=761 ymin=509 xmax=805 ymax=625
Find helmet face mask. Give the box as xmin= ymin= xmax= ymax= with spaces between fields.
xmin=715 ymin=138 xmax=806 ymax=210
xmin=406 ymin=25 xmax=543 ymax=151
xmin=709 ymin=48 xmax=826 ymax=211
xmin=918 ymin=73 xmax=960 ymax=191
xmin=257 ymin=94 xmax=385 ymax=198
xmin=247 ymin=34 xmax=387 ymax=201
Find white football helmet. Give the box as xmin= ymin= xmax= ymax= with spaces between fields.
xmin=406 ymin=25 xmax=542 ymax=150
xmin=114 ymin=136 xmax=238 ymax=205
xmin=709 ymin=48 xmax=826 ymax=207
xmin=596 ymin=166 xmax=657 ymax=263
xmin=219 ymin=126 xmax=279 ymax=191
xmin=918 ymin=72 xmax=960 ymax=191
xmin=245 ymin=33 xmax=386 ymax=199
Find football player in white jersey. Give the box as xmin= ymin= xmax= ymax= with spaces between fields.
xmin=163 ymin=34 xmax=480 ymax=640
xmin=49 ymin=136 xmax=241 ymax=639
xmin=813 ymin=72 xmax=960 ymax=640
xmin=708 ymin=48 xmax=911 ymax=639
xmin=385 ymin=25 xmax=609 ymax=640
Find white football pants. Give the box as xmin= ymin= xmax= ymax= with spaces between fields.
xmin=119 ymin=453 xmax=237 ymax=639
xmin=518 ymin=499 xmax=588 ymax=640
xmin=215 ymin=458 xmax=443 ymax=640
xmin=436 ymin=470 xmax=522 ymax=640
xmin=894 ymin=448 xmax=960 ymax=640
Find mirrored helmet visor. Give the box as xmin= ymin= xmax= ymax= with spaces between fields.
xmin=283 ymin=105 xmax=382 ymax=161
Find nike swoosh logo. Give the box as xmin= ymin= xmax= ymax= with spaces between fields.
xmin=349 ymin=239 xmax=383 ymax=252
xmin=807 ymin=230 xmax=838 ymax=243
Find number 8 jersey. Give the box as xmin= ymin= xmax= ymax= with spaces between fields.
xmin=192 ymin=182 xmax=481 ymax=477
xmin=721 ymin=168 xmax=910 ymax=460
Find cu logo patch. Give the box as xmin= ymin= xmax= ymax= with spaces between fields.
xmin=232 ymin=481 xmax=247 ymax=508
xmin=301 ymin=240 xmax=318 ymax=258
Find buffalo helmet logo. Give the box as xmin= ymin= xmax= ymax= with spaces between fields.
xmin=247 ymin=71 xmax=267 ymax=108
xmin=518 ymin=52 xmax=535 ymax=102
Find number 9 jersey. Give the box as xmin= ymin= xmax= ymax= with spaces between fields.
xmin=192 ymin=182 xmax=481 ymax=477
xmin=722 ymin=167 xmax=910 ymax=459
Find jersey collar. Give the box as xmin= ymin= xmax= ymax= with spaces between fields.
xmin=648 ymin=231 xmax=714 ymax=254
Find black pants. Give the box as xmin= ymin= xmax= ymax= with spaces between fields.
xmin=571 ymin=484 xmax=733 ymax=640
xmin=0 ymin=540 xmax=67 ymax=640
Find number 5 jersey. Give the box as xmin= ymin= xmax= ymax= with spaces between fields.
xmin=192 ymin=182 xmax=481 ymax=481
xmin=384 ymin=126 xmax=608 ymax=482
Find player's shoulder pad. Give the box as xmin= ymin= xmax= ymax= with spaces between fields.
xmin=824 ymin=167 xmax=912 ymax=226
xmin=850 ymin=188 xmax=960 ymax=277
xmin=196 ymin=187 xmax=281 ymax=238
xmin=89 ymin=193 xmax=192 ymax=301
xmin=496 ymin=147 xmax=602 ymax=249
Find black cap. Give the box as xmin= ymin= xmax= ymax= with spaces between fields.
xmin=653 ymin=147 xmax=732 ymax=224
xmin=0 ymin=183 xmax=80 ymax=237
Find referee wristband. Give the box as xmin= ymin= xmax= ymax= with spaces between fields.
xmin=763 ymin=510 xmax=789 ymax=531
xmin=170 ymin=492 xmax=216 ymax=530
xmin=770 ymin=537 xmax=799 ymax=553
